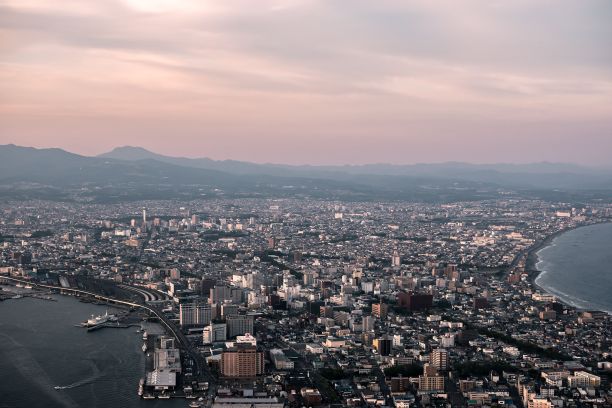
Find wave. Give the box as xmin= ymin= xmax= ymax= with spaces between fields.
xmin=537 ymin=281 xmax=612 ymax=314
xmin=55 ymin=359 xmax=103 ymax=390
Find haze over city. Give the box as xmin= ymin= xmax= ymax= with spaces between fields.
xmin=2 ymin=0 xmax=612 ymax=165
xmin=2 ymin=2 xmax=612 ymax=408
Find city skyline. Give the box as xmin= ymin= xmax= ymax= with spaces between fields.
xmin=2 ymin=0 xmax=612 ymax=165
xmin=2 ymin=2 xmax=612 ymax=407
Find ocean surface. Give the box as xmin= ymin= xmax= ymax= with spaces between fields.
xmin=0 ymin=294 xmax=184 ymax=408
xmin=535 ymin=222 xmax=612 ymax=314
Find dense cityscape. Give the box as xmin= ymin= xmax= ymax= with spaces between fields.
xmin=3 ymin=0 xmax=612 ymax=406
xmin=1 ymin=198 xmax=610 ymax=407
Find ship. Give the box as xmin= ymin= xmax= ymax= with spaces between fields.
xmin=142 ymin=331 xmax=148 ymax=341
xmin=82 ymin=310 xmax=118 ymax=327
xmin=142 ymin=342 xmax=147 ymax=352
xmin=138 ymin=378 xmax=144 ymax=396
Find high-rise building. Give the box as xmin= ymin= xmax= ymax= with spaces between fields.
xmin=390 ymin=377 xmax=412 ymax=393
xmin=391 ymin=250 xmax=401 ymax=267
xmin=221 ymin=344 xmax=264 ymax=378
xmin=373 ymin=335 xmax=392 ymax=356
xmin=568 ymin=371 xmax=601 ymax=388
xmin=303 ymin=271 xmax=316 ymax=286
xmin=418 ymin=374 xmax=445 ymax=392
xmin=200 ymin=279 xmax=216 ymax=297
xmin=430 ymin=349 xmax=449 ymax=371
xmin=221 ymin=303 xmax=239 ymax=319
xmin=203 ymin=322 xmax=227 ymax=344
xmin=397 ymin=292 xmax=433 ymax=311
xmin=372 ymin=302 xmax=388 ymax=319
xmin=210 ymin=285 xmax=243 ymax=304
xmin=179 ymin=303 xmax=211 ymax=327
xmin=226 ymin=315 xmax=254 ymax=338
xmin=418 ymin=364 xmax=445 ymax=392
xmin=267 ymin=237 xmax=276 ymax=249
xmin=362 ymin=315 xmax=374 ymax=332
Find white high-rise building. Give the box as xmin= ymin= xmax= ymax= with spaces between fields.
xmin=391 ymin=250 xmax=401 ymax=267
xmin=203 ymin=322 xmax=227 ymax=344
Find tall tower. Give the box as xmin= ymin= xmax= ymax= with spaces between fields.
xmin=142 ymin=208 xmax=147 ymax=224
xmin=391 ymin=250 xmax=401 ymax=267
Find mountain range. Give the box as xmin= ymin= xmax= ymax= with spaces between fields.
xmin=1 ymin=144 xmax=611 ymax=203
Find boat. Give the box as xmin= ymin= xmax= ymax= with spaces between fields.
xmin=82 ymin=311 xmax=118 ymax=327
xmin=189 ymin=402 xmax=201 ymax=408
xmin=138 ymin=378 xmax=144 ymax=396
xmin=15 ymin=283 xmax=23 ymax=288
xmin=24 ymin=285 xmax=33 ymax=289
xmin=142 ymin=331 xmax=148 ymax=341
xmin=142 ymin=343 xmax=147 ymax=352
xmin=158 ymin=393 xmax=170 ymax=399
xmin=143 ymin=394 xmax=155 ymax=400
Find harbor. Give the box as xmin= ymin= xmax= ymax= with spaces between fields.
xmin=0 ymin=284 xmax=57 ymax=302
xmin=1 ymin=278 xmax=211 ymax=406
xmin=0 ymin=292 xmax=187 ymax=408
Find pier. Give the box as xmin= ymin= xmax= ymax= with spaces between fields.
xmin=86 ymin=322 xmax=141 ymax=332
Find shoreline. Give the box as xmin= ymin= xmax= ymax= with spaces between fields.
xmin=524 ymin=221 xmax=612 ymax=313
xmin=0 ymin=293 xmax=151 ymax=408
xmin=524 ymin=225 xmax=579 ymax=285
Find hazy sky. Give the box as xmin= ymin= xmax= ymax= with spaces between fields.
xmin=1 ymin=0 xmax=611 ymax=165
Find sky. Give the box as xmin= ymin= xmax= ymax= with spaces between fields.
xmin=1 ymin=0 xmax=611 ymax=165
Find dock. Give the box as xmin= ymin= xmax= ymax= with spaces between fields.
xmin=86 ymin=322 xmax=140 ymax=332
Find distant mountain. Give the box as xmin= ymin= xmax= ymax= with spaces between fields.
xmin=99 ymin=146 xmax=275 ymax=176
xmin=1 ymin=144 xmax=611 ymax=203
xmin=0 ymin=144 xmax=438 ymax=202
xmin=99 ymin=146 xmax=612 ymax=190
xmin=0 ymin=144 xmax=242 ymax=186
xmin=98 ymin=146 xmax=163 ymax=161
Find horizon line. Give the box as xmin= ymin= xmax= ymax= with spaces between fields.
xmin=1 ymin=142 xmax=609 ymax=169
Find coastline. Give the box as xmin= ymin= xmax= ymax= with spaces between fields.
xmin=0 ymin=294 xmax=146 ymax=408
xmin=524 ymin=221 xmax=612 ymax=313
xmin=524 ymin=225 xmax=579 ymax=285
